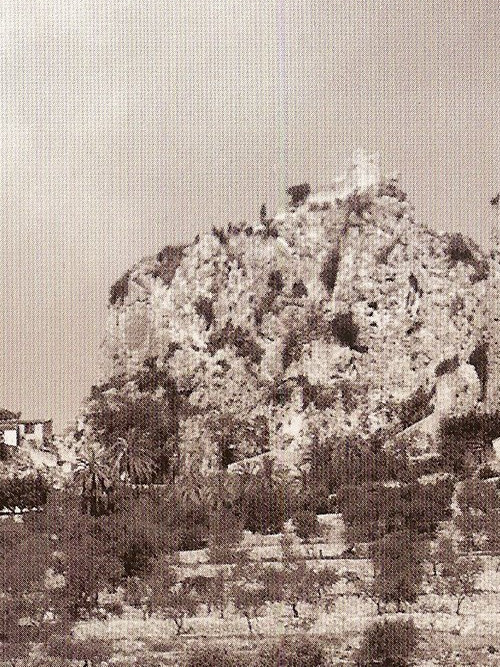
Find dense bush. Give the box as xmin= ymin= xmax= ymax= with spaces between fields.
xmin=439 ymin=411 xmax=500 ymax=476
xmin=339 ymin=477 xmax=453 ymax=541
xmin=356 ymin=619 xmax=419 ymax=667
xmin=292 ymin=510 xmax=321 ymax=540
xmin=0 ymin=473 xmax=50 ymax=512
xmin=186 ymin=643 xmax=245 ymax=667
xmin=255 ymin=634 xmax=327 ymax=667
xmin=46 ymin=635 xmax=114 ymax=663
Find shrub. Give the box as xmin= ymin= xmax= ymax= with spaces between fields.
xmin=396 ymin=386 xmax=434 ymax=430
xmin=292 ymin=280 xmax=308 ymax=298
xmin=186 ymin=643 xmax=245 ymax=667
xmin=208 ymin=324 xmax=263 ymax=364
xmin=319 ymin=249 xmax=340 ymax=293
xmin=211 ymin=226 xmax=228 ymax=244
xmin=150 ymin=245 xmax=186 ymax=285
xmin=478 ymin=464 xmax=498 ymax=479
xmin=109 ymin=269 xmax=131 ymax=305
xmin=292 ymin=510 xmax=320 ymax=540
xmin=330 ymin=312 xmax=367 ymax=352
xmin=194 ymin=297 xmax=215 ymax=329
xmin=468 ymin=343 xmax=488 ymax=400
xmin=356 ymin=619 xmax=419 ymax=667
xmin=435 ymin=355 xmax=459 ymax=377
xmin=255 ymin=634 xmax=327 ymax=667
xmin=443 ymin=233 xmax=488 ymax=283
xmin=287 ymin=183 xmax=311 ymax=207
xmin=268 ymin=270 xmax=284 ymax=293
xmin=0 ymin=473 xmax=50 ymax=512
xmin=46 ymin=635 xmax=114 ymax=663
xmin=445 ymin=233 xmax=475 ymax=265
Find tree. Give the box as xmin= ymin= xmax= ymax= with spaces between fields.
xmin=433 ymin=543 xmax=483 ymax=614
xmin=74 ymin=444 xmax=113 ymax=517
xmin=148 ymin=556 xmax=197 ymax=634
xmin=455 ymin=478 xmax=499 ymax=549
xmin=232 ymin=584 xmax=268 ymax=634
xmin=265 ymin=560 xmax=329 ymax=619
xmin=370 ymin=531 xmax=424 ymax=612
xmin=107 ymin=428 xmax=156 ymax=485
xmin=57 ymin=533 xmax=122 ymax=619
xmin=235 ymin=458 xmax=295 ymax=534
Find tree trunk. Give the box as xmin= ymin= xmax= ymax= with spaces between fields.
xmin=174 ymin=616 xmax=184 ymax=635
xmin=291 ymin=603 xmax=299 ymax=618
xmin=244 ymin=613 xmax=253 ymax=634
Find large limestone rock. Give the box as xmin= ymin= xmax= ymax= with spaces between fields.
xmin=91 ymin=152 xmax=499 ymax=471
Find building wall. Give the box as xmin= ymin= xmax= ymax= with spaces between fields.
xmin=0 ymin=428 xmax=18 ymax=447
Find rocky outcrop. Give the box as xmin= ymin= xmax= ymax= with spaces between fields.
xmin=90 ymin=152 xmax=499 ymax=472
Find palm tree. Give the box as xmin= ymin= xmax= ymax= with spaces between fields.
xmin=74 ymin=444 xmax=113 ymax=517
xmin=107 ymin=428 xmax=156 ymax=485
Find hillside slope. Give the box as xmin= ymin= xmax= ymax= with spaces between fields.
xmin=89 ymin=153 xmax=499 ymax=472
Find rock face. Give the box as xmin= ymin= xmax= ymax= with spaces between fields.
xmin=92 ymin=152 xmax=499 ymax=472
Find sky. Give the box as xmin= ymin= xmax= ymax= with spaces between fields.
xmin=1 ymin=0 xmax=499 ymax=432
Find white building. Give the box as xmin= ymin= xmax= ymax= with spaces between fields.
xmin=0 ymin=417 xmax=52 ymax=449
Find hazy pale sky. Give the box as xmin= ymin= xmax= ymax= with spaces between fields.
xmin=1 ymin=1 xmax=499 ymax=431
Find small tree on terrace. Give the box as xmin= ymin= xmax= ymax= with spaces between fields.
xmin=232 ymin=584 xmax=268 ymax=634
xmin=430 ymin=539 xmax=483 ymax=614
xmin=148 ymin=556 xmax=197 ymax=634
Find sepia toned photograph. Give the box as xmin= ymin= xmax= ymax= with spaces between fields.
xmin=1 ymin=2 xmax=499 ymax=665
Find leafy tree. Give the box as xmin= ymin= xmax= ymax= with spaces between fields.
xmin=292 ymin=510 xmax=321 ymax=540
xmin=455 ymin=478 xmax=499 ymax=549
xmin=148 ymin=556 xmax=197 ymax=634
xmin=370 ymin=531 xmax=424 ymax=612
xmin=235 ymin=458 xmax=296 ymax=534
xmin=432 ymin=543 xmax=483 ymax=614
xmin=232 ymin=584 xmax=268 ymax=634
xmin=264 ymin=560 xmax=337 ymax=619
